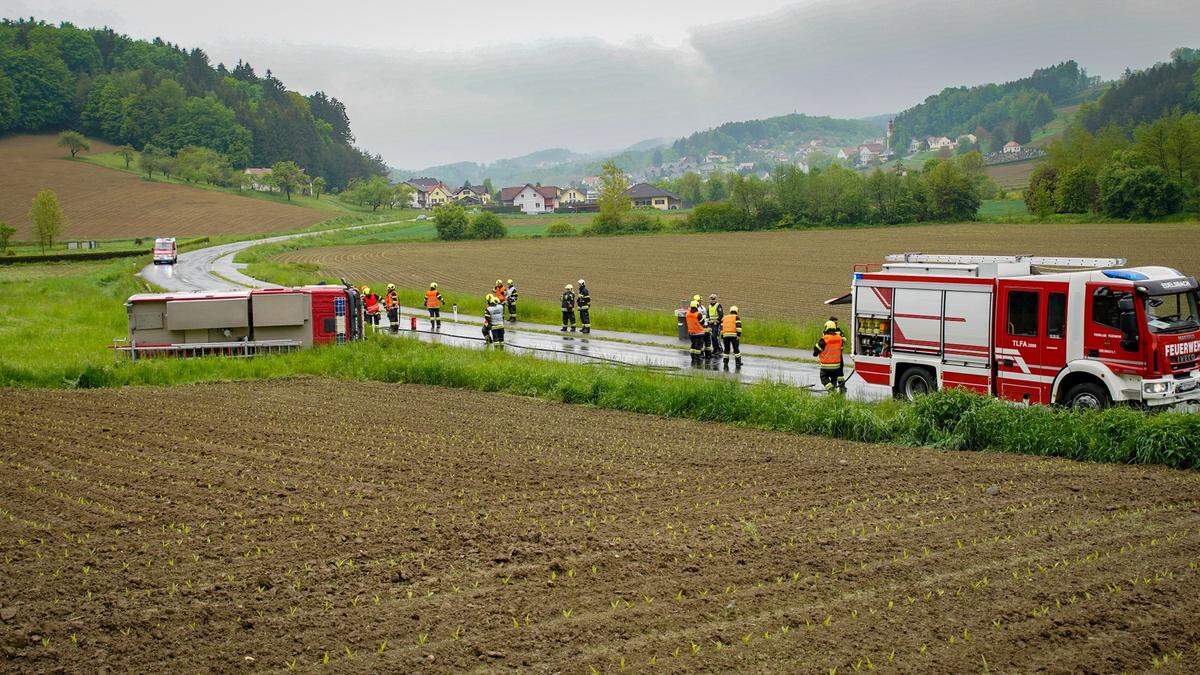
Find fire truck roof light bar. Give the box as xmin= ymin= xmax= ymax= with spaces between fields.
xmin=884 ymin=253 xmax=1127 ymax=268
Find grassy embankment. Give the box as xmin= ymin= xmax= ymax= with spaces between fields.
xmin=235 ymin=229 xmax=822 ymax=349
xmin=0 ymin=257 xmax=1197 ymax=468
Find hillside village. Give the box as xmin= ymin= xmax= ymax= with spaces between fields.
xmin=393 ymin=118 xmax=1045 ymax=214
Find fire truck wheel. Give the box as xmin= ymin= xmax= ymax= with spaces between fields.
xmin=897 ymin=367 xmax=937 ymax=401
xmin=1062 ymin=381 xmax=1109 ymax=410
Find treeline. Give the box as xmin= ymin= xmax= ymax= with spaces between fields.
xmin=673 ymin=154 xmax=992 ymax=232
xmin=893 ymin=61 xmax=1095 ymax=152
xmin=0 ymin=19 xmax=384 ymax=189
xmin=1079 ymin=50 xmax=1200 ymax=132
xmin=672 ymin=113 xmax=882 ymax=158
xmin=1026 ymin=111 xmax=1200 ymax=219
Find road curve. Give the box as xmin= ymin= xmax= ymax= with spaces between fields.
xmin=138 ymin=222 xmax=882 ymax=397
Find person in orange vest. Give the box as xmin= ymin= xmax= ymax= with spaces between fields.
xmin=362 ymin=286 xmax=382 ymax=328
xmin=721 ymin=306 xmax=743 ymax=369
xmin=423 ymin=282 xmax=444 ymax=330
xmin=384 ymin=283 xmax=400 ymax=334
xmin=813 ymin=324 xmax=847 ymax=392
xmin=493 ymin=279 xmax=507 ymax=305
xmin=685 ymin=300 xmax=707 ymax=364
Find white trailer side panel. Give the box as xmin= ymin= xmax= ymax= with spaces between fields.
xmin=892 ymin=288 xmax=942 ymax=354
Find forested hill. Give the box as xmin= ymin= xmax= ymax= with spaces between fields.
xmin=1079 ymin=48 xmax=1200 ymax=132
xmin=671 ymin=113 xmax=882 ymax=158
xmin=892 ymin=61 xmax=1098 ymax=152
xmin=0 ymin=18 xmax=385 ymax=189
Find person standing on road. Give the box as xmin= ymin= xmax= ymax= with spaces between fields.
xmin=561 ymin=284 xmax=577 ymax=332
xmin=362 ymin=287 xmax=382 ymax=328
xmin=721 ymin=306 xmax=743 ymax=369
xmin=505 ymin=279 xmax=518 ymax=322
xmin=493 ymin=280 xmax=507 ymax=305
xmin=813 ymin=325 xmax=847 ymax=393
xmin=576 ymin=279 xmax=591 ymax=334
xmin=707 ymin=293 xmax=724 ymax=357
xmin=685 ymin=300 xmax=707 ymax=365
xmin=384 ymin=284 xmax=400 ymax=334
xmin=424 ymin=282 xmax=444 ymax=331
xmin=484 ymin=294 xmax=505 ymax=348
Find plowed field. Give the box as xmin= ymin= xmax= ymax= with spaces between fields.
xmin=3 ymin=379 xmax=1199 ymax=672
xmin=0 ymin=134 xmax=328 ymax=240
xmin=276 ymin=221 xmax=1200 ymax=322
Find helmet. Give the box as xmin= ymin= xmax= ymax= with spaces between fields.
xmin=496 ymin=279 xmax=503 ymax=286
xmin=486 ymin=293 xmax=495 ymax=303
xmin=565 ymin=284 xmax=572 ymax=290
xmin=730 ymin=306 xmax=739 ymax=314
xmin=507 ymin=279 xmax=513 ymax=285
xmin=692 ymin=294 xmax=701 ymax=302
xmin=430 ymin=282 xmax=438 ymax=289
xmin=387 ymin=283 xmax=395 ymax=290
xmin=578 ymin=279 xmax=585 ymax=286
xmin=709 ymin=293 xmax=717 ymax=301
xmin=689 ymin=300 xmax=699 ymax=308
xmin=362 ymin=286 xmax=371 ymax=295
xmin=823 ymin=320 xmax=838 ymax=331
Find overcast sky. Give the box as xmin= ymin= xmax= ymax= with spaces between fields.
xmin=4 ymin=0 xmax=1198 ymax=167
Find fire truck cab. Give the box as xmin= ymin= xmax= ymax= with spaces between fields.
xmin=846 ymin=254 xmax=1200 ymax=408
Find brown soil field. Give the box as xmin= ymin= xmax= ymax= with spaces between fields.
xmin=986 ymin=158 xmax=1039 ymax=189
xmin=0 ymin=134 xmax=329 ymax=240
xmin=3 ymin=379 xmax=1199 ymax=673
xmin=276 ymin=221 xmax=1200 ymax=323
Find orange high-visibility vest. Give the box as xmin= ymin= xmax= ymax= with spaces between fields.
xmin=364 ymin=293 xmax=381 ymax=314
xmin=424 ymin=290 xmax=442 ymax=308
xmin=384 ymin=291 xmax=398 ymax=309
xmin=818 ymin=333 xmax=844 ymax=367
xmin=494 ymin=286 xmax=506 ymax=302
xmin=721 ymin=314 xmax=740 ymax=336
xmin=685 ymin=309 xmax=705 ymax=335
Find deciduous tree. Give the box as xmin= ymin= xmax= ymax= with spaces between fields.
xmin=57 ymin=130 xmax=90 ymax=158
xmin=116 ymin=144 xmax=136 ymax=169
xmin=268 ymin=161 xmax=305 ymax=201
xmin=29 ymin=189 xmax=67 ymax=253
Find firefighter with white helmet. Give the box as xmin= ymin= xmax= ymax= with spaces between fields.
xmin=561 ymin=284 xmax=577 ymax=332
xmin=576 ymin=279 xmax=591 ymax=333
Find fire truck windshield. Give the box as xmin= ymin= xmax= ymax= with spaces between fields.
xmin=1145 ymin=290 xmax=1199 ymax=334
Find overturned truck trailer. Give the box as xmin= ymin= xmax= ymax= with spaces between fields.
xmin=118 ymin=285 xmax=363 ymax=359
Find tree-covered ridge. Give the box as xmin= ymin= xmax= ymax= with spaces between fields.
xmin=1079 ymin=52 xmax=1200 ymax=132
xmin=671 ymin=113 xmax=882 ymax=158
xmin=0 ymin=18 xmax=384 ymax=189
xmin=892 ymin=61 xmax=1096 ymax=151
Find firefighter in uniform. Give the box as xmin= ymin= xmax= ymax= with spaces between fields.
xmin=707 ymin=293 xmax=724 ymax=357
xmin=826 ymin=316 xmax=845 ymax=338
xmin=689 ymin=295 xmax=711 ymax=359
xmin=814 ymin=325 xmax=847 ymax=392
xmin=721 ymin=306 xmax=743 ymax=369
xmin=362 ymin=286 xmax=382 ymax=328
xmin=483 ymin=294 xmax=505 ymax=347
xmin=576 ymin=279 xmax=591 ymax=333
xmin=493 ymin=280 xmax=507 ymax=305
xmin=685 ymin=300 xmax=707 ymax=364
xmin=505 ymin=279 xmax=518 ymax=322
xmin=384 ymin=283 xmax=400 ymax=333
xmin=561 ymin=284 xmax=577 ymax=332
xmin=423 ymin=282 xmax=444 ymax=330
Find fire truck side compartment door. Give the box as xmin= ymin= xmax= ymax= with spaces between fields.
xmin=891 ymin=288 xmax=942 ymax=355
xmin=940 ymin=289 xmax=992 ymax=394
xmin=165 ymin=298 xmax=249 ymax=331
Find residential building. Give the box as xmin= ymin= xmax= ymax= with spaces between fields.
xmin=858 ymin=142 xmax=886 ymax=164
xmin=559 ymin=186 xmax=588 ymax=205
xmin=1003 ymin=141 xmax=1023 ymax=154
xmin=244 ymin=168 xmax=273 ymax=192
xmin=908 ymin=138 xmax=924 ymax=153
xmin=404 ymin=177 xmax=452 ymax=208
xmin=623 ymin=183 xmax=682 ymax=210
xmin=580 ymin=175 xmax=602 ymax=189
xmin=500 ymin=184 xmax=560 ymax=214
xmin=452 ymin=184 xmax=492 ymax=205
xmin=927 ymin=136 xmax=956 ymax=152
xmin=957 ymin=133 xmax=978 ymax=145
xmin=836 ymin=148 xmax=857 ymax=162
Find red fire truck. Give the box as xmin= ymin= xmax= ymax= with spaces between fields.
xmin=837 ymin=254 xmax=1200 ymax=408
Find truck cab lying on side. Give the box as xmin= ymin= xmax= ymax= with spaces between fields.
xmin=841 ymin=254 xmax=1200 ymax=409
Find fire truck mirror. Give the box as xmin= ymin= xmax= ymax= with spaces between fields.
xmin=1118 ymin=295 xmax=1139 ymax=350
